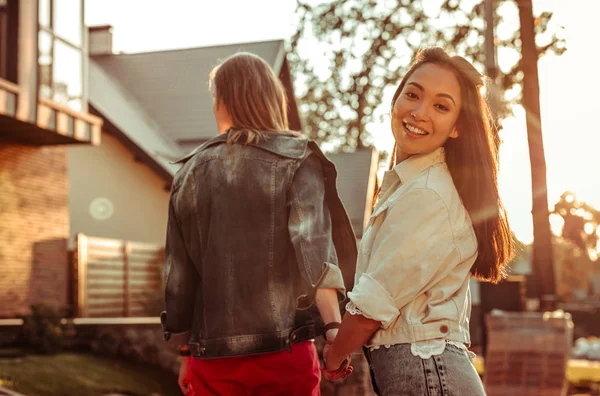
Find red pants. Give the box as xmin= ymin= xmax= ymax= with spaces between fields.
xmin=186 ymin=341 xmax=321 ymax=395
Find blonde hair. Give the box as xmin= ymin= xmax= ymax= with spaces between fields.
xmin=209 ymin=52 xmax=301 ymax=145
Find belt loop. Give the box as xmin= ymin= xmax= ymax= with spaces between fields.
xmin=287 ymin=326 xmax=303 ymax=352
xmin=189 ymin=342 xmax=206 ymax=357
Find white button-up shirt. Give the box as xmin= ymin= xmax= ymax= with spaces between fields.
xmin=347 ymin=147 xmax=477 ymax=349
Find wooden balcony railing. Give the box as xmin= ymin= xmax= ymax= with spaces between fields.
xmin=0 ymin=77 xmax=102 ymax=146
xmin=38 ymin=96 xmax=102 ymax=145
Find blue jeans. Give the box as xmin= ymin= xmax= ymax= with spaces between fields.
xmin=366 ymin=343 xmax=486 ymax=396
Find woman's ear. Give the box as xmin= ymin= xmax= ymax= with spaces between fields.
xmin=449 ymin=127 xmax=459 ymax=139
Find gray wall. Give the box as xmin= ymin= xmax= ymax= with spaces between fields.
xmin=68 ymin=132 xmax=169 ymax=245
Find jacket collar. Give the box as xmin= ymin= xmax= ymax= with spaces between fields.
xmin=393 ymin=147 xmax=445 ymax=183
xmin=172 ymin=130 xmax=307 ymax=164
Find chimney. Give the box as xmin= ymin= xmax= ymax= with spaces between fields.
xmin=88 ymin=25 xmax=113 ymax=56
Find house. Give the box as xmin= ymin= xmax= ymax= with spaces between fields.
xmin=0 ymin=0 xmax=102 ymax=317
xmin=0 ymin=3 xmax=378 ymax=318
xmin=68 ymin=32 xmax=302 ymax=245
xmin=70 ymin=30 xmax=378 ymax=318
xmin=72 ymin=27 xmax=379 ymax=246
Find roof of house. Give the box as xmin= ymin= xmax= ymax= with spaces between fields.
xmin=91 ymin=40 xmax=287 ymax=144
xmin=87 ymin=38 xmax=376 ymax=236
xmin=88 ymin=59 xmax=183 ymax=179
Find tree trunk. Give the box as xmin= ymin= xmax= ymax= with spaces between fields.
xmin=517 ymin=0 xmax=556 ymax=307
xmin=484 ymin=0 xmax=498 ymax=115
xmin=484 ymin=0 xmax=501 ymax=154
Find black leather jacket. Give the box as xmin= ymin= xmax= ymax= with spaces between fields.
xmin=161 ymin=132 xmax=357 ymax=358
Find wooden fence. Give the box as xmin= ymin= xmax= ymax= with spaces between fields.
xmin=72 ymin=233 xmax=164 ymax=317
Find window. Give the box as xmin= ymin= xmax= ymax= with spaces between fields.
xmin=53 ymin=40 xmax=82 ymax=108
xmin=53 ymin=0 xmax=81 ymax=46
xmin=38 ymin=0 xmax=84 ymax=111
xmin=38 ymin=0 xmax=50 ymax=28
xmin=39 ymin=30 xmax=53 ymax=98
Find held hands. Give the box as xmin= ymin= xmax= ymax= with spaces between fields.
xmin=321 ymin=328 xmax=354 ymax=381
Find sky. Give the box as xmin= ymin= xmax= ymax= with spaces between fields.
xmin=86 ymin=0 xmax=599 ymax=245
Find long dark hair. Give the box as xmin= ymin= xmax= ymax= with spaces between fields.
xmin=382 ymin=47 xmax=513 ymax=283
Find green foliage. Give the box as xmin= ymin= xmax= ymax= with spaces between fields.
xmin=553 ymin=191 xmax=600 ymax=259
xmin=288 ymin=0 xmax=566 ymax=150
xmin=19 ymin=304 xmax=75 ymax=354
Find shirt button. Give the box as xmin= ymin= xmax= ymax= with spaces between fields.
xmin=440 ymin=325 xmax=449 ymax=334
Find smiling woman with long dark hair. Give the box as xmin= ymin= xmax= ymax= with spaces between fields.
xmin=323 ymin=47 xmax=514 ymax=395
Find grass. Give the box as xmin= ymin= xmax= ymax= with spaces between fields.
xmin=0 ymin=352 xmax=181 ymax=396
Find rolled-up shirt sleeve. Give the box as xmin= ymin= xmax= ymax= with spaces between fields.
xmin=288 ymin=152 xmax=345 ymax=299
xmin=348 ymin=188 xmax=458 ymax=329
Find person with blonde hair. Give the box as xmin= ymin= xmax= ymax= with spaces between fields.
xmin=323 ymin=47 xmax=514 ymax=395
xmin=161 ymin=52 xmax=355 ymax=395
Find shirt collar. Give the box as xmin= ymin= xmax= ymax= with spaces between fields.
xmin=393 ymin=147 xmax=446 ymax=183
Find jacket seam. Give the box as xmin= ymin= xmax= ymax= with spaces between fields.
xmin=186 ymin=154 xmax=287 ymax=172
xmin=190 ymin=326 xmax=303 ymax=343
xmin=252 ymin=143 xmax=307 ymax=159
xmin=268 ymin=162 xmax=281 ymax=331
xmin=188 ymin=173 xmax=203 ymax=259
xmin=285 ymin=156 xmax=303 ymax=194
xmin=188 ymin=173 xmax=207 ymax=337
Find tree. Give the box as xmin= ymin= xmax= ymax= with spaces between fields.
xmin=553 ymin=191 xmax=600 ymax=259
xmin=552 ymin=192 xmax=600 ymax=301
xmin=517 ymin=0 xmax=555 ymax=304
xmin=287 ymin=0 xmax=566 ymax=151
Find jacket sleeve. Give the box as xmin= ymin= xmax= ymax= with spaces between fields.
xmin=347 ymin=188 xmax=459 ymax=329
xmin=162 ymin=188 xmax=199 ymax=338
xmin=288 ymin=151 xmax=346 ymax=307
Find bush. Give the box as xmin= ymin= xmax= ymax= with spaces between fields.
xmin=19 ymin=304 xmax=75 ymax=354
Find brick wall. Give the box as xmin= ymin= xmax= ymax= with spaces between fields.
xmin=0 ymin=143 xmax=69 ymax=317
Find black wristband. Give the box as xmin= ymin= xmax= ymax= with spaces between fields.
xmin=323 ymin=322 xmax=341 ymax=339
xmin=178 ymin=346 xmax=191 ymax=356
